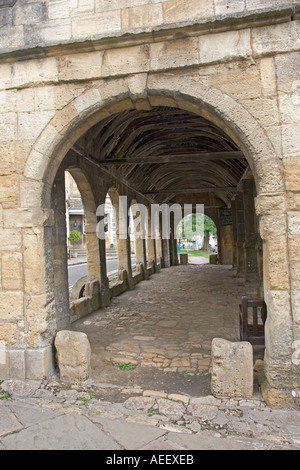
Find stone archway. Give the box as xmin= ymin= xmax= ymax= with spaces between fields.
xmin=15 ymin=77 xmax=296 ymax=402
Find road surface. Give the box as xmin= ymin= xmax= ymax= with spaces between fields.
xmin=68 ymin=258 xmax=136 ymax=287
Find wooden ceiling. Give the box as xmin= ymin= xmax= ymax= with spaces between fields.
xmin=72 ymin=107 xmax=248 ymax=206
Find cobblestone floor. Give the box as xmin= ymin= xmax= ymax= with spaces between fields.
xmin=73 ymin=263 xmax=260 ymax=395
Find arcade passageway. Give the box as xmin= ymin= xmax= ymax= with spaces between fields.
xmin=72 ymin=262 xmax=260 ymax=396
xmin=53 ymin=103 xmax=265 ymax=397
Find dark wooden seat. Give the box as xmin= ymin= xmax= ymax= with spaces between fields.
xmin=239 ymin=295 xmax=267 ymax=345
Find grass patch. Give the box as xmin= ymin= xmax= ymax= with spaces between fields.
xmin=180 ymin=249 xmax=210 ymax=258
xmin=77 ymin=393 xmax=95 ymax=405
xmin=119 ymin=362 xmax=137 ymax=371
xmin=0 ymin=388 xmax=12 ymax=401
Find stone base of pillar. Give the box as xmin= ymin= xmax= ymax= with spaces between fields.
xmin=0 ymin=346 xmax=55 ymax=381
xmin=255 ymin=360 xmax=300 ymax=408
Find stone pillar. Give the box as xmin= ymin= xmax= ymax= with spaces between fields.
xmin=155 ymin=231 xmax=163 ymax=268
xmin=133 ymin=204 xmax=147 ymax=278
xmin=231 ymin=198 xmax=238 ymax=269
xmin=169 ymin=212 xmax=178 ymax=266
xmin=98 ymin=231 xmax=110 ymax=303
xmin=84 ymin=214 xmax=100 ymax=279
xmin=256 ymin=193 xmax=297 ymax=404
xmin=51 ymin=166 xmax=71 ymax=332
xmin=256 ymin=236 xmax=264 ymax=298
xmin=162 ymin=237 xmax=170 ymax=268
xmin=242 ymin=178 xmax=259 ymax=283
xmin=235 ymin=191 xmax=246 ymax=277
xmin=219 ymin=224 xmax=233 ymax=265
xmin=147 ymin=208 xmax=157 ymax=271
xmin=116 ymin=196 xmax=132 ymax=287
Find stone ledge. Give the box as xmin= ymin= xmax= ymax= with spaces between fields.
xmin=0 ymin=5 xmax=296 ymax=64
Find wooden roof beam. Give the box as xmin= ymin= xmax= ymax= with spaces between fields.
xmin=96 ymin=151 xmax=244 ymax=165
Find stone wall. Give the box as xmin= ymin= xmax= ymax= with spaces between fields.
xmin=0 ymin=1 xmax=298 ymax=57
xmin=0 ymin=0 xmax=299 ymax=402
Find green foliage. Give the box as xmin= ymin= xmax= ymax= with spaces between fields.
xmin=77 ymin=393 xmax=95 ymax=405
xmin=0 ymin=387 xmax=12 ymax=401
xmin=203 ymin=215 xmax=217 ymax=235
xmin=68 ymin=230 xmax=81 ymax=243
xmin=178 ymin=214 xmax=216 ymax=240
xmin=119 ymin=362 xmax=137 ymax=371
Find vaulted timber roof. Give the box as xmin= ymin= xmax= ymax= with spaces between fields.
xmin=73 ymin=107 xmax=248 ymax=206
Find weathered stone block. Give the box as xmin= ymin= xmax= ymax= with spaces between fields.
xmin=209 ymin=253 xmax=218 ymax=264
xmin=25 ymin=346 xmax=54 ymax=380
xmin=252 ymin=22 xmax=300 ymax=58
xmin=163 ymin=0 xmax=214 ymax=23
xmin=102 ymin=44 xmax=149 ymax=77
xmin=0 ymin=175 xmax=19 ymax=209
xmin=0 ymin=323 xmax=17 ymax=346
xmin=180 ymin=253 xmax=188 ymax=265
xmin=58 ymin=52 xmax=103 ymax=81
xmin=55 ymin=330 xmax=92 ymax=382
xmin=72 ymin=10 xmax=121 ymax=39
xmin=150 ymin=38 xmax=199 ymax=71
xmin=121 ymin=3 xmax=163 ymax=30
xmin=211 ymin=338 xmax=253 ymax=399
xmin=0 ymin=291 xmax=23 ymax=321
xmin=283 ymin=157 xmax=300 ymax=191
xmin=1 ymin=252 xmax=23 ymax=290
xmin=199 ymin=29 xmax=251 ymax=65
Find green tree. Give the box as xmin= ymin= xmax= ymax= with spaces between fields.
xmin=68 ymin=229 xmax=81 ymax=244
xmin=203 ymin=215 xmax=216 ymax=251
xmin=178 ymin=214 xmax=216 ymax=251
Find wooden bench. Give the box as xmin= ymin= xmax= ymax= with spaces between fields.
xmin=239 ymin=295 xmax=267 ymax=345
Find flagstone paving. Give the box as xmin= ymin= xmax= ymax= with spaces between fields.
xmin=1 ymin=264 xmax=299 ymax=450
xmin=73 ymin=263 xmax=259 ymax=395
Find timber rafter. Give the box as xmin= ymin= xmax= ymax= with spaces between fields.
xmin=73 ymin=106 xmax=248 ymax=205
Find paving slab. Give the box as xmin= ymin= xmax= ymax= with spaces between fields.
xmin=95 ymin=417 xmax=166 ymax=450
xmin=1 ymin=414 xmax=121 ymax=450
xmin=166 ymin=431 xmax=259 ymax=450
xmin=8 ymin=401 xmax=63 ymax=427
xmin=0 ymin=402 xmax=23 ymax=437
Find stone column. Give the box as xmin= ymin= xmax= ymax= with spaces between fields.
xmin=231 ymin=198 xmax=238 ymax=269
xmin=133 ymin=204 xmax=147 ymax=278
xmin=116 ymin=196 xmax=132 ymax=287
xmin=169 ymin=212 xmax=178 ymax=266
xmin=256 ymin=193 xmax=296 ymax=405
xmin=155 ymin=231 xmax=163 ymax=268
xmin=162 ymin=237 xmax=170 ymax=268
xmin=256 ymin=235 xmax=264 ymax=298
xmin=219 ymin=224 xmax=233 ymax=265
xmin=147 ymin=208 xmax=157 ymax=271
xmin=51 ymin=166 xmax=71 ymax=332
xmin=235 ymin=191 xmax=246 ymax=277
xmin=84 ymin=212 xmax=100 ymax=279
xmin=242 ymin=178 xmax=259 ymax=283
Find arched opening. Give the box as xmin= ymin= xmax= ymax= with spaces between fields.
xmin=65 ymin=171 xmax=88 ymax=295
xmin=177 ymin=213 xmax=217 ymax=264
xmin=45 ymin=101 xmax=265 ymax=388
xmin=19 ymin=71 xmax=292 ymax=396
